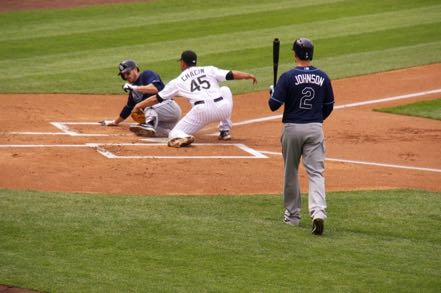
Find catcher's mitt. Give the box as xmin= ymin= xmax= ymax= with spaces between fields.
xmin=131 ymin=108 xmax=145 ymax=123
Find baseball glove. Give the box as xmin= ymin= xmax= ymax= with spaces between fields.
xmin=131 ymin=108 xmax=145 ymax=123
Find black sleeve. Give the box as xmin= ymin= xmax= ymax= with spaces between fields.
xmin=119 ymin=95 xmax=135 ymax=119
xmin=268 ymin=99 xmax=282 ymax=112
xmin=322 ymin=103 xmax=334 ymax=120
xmin=152 ymin=81 xmax=163 ymax=92
xmin=156 ymin=94 xmax=164 ymax=103
xmin=226 ymin=71 xmax=234 ymax=80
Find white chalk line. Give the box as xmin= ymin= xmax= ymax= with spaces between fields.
xmin=0 ymin=143 xmax=268 ymax=159
xmin=219 ymin=87 xmax=441 ymax=129
xmin=336 ymin=88 xmax=441 ymax=109
xmin=10 ymin=122 xmax=134 ymax=137
xmin=258 ymin=150 xmax=441 ymax=173
xmin=3 ymin=87 xmax=440 ymax=164
xmin=9 ymin=87 xmax=441 ymax=137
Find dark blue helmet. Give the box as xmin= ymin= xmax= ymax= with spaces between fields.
xmin=118 ymin=59 xmax=138 ymax=79
xmin=293 ymin=38 xmax=314 ymax=60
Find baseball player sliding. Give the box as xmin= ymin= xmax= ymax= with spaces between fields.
xmin=268 ymin=38 xmax=334 ymax=235
xmin=99 ymin=59 xmax=181 ymax=137
xmin=132 ymin=50 xmax=257 ymax=147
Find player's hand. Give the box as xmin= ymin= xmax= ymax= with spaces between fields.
xmin=250 ymin=74 xmax=257 ymax=84
xmin=99 ymin=120 xmax=117 ymax=126
xmin=122 ymin=83 xmax=138 ymax=93
xmin=269 ymin=85 xmax=274 ymax=96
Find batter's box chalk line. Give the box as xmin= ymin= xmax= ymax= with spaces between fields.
xmin=86 ymin=142 xmax=268 ymax=159
xmin=10 ymin=122 xmax=133 ymax=137
xmin=0 ymin=142 xmax=268 ymax=159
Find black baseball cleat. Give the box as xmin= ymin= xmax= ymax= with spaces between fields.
xmin=218 ymin=130 xmax=231 ymax=140
xmin=312 ymin=218 xmax=324 ymax=235
xmin=129 ymin=123 xmax=156 ymax=137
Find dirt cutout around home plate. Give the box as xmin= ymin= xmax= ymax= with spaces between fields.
xmin=1 ymin=63 xmax=440 ymax=196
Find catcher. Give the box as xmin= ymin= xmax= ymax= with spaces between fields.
xmin=100 ymin=59 xmax=181 ymax=137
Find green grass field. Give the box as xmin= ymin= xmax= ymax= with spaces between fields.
xmin=376 ymin=98 xmax=441 ymax=120
xmin=0 ymin=0 xmax=441 ymax=94
xmin=1 ymin=0 xmax=441 ymax=291
xmin=1 ymin=189 xmax=440 ymax=292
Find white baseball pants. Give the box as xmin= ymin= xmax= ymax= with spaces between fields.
xmin=169 ymin=86 xmax=233 ymax=139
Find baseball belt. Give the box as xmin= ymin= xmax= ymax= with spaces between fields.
xmin=194 ymin=97 xmax=223 ymax=106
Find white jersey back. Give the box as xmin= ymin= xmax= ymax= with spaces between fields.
xmin=158 ymin=66 xmax=230 ymax=105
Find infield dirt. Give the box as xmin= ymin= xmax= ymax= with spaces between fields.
xmin=1 ymin=63 xmax=440 ymax=195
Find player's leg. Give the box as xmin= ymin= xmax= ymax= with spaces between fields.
xmin=281 ymin=123 xmax=303 ymax=225
xmin=154 ymin=100 xmax=182 ymax=137
xmin=167 ymin=105 xmax=206 ymax=147
xmin=218 ymin=86 xmax=233 ymax=140
xmin=129 ymin=107 xmax=158 ymax=137
xmin=168 ymin=98 xmax=231 ymax=147
xmin=302 ymin=123 xmax=326 ymax=235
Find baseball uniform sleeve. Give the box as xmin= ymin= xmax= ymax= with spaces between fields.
xmin=157 ymin=79 xmax=179 ymax=101
xmin=146 ymin=70 xmax=164 ymax=91
xmin=208 ymin=66 xmax=230 ymax=82
xmin=120 ymin=94 xmax=136 ymax=119
xmin=268 ymin=73 xmax=287 ymax=111
xmin=322 ymin=76 xmax=335 ymax=120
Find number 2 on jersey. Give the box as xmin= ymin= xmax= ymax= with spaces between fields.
xmin=190 ymin=75 xmax=211 ymax=92
xmin=299 ymin=87 xmax=315 ymax=109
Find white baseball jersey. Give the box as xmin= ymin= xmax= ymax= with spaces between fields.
xmin=157 ymin=66 xmax=233 ymax=139
xmin=158 ymin=66 xmax=230 ymax=104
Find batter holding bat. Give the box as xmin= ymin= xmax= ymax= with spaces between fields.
xmin=268 ymin=38 xmax=335 ymax=235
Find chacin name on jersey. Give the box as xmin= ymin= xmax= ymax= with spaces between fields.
xmin=181 ymin=68 xmax=205 ymax=82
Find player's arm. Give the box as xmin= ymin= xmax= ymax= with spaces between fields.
xmin=123 ymin=82 xmax=159 ymax=94
xmin=132 ymin=95 xmax=160 ymax=113
xmin=132 ymin=79 xmax=177 ymax=113
xmin=226 ymin=70 xmax=257 ymax=84
xmin=134 ymin=83 xmax=160 ymax=94
xmin=322 ymin=78 xmax=335 ymax=120
xmin=322 ymin=102 xmax=334 ymax=120
xmin=100 ymin=94 xmax=135 ymax=126
xmin=268 ymin=96 xmax=283 ymax=112
xmin=268 ymin=74 xmax=286 ymax=111
xmin=99 ymin=115 xmax=126 ymax=126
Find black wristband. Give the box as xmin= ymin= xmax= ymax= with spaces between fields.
xmin=226 ymin=71 xmax=234 ymax=80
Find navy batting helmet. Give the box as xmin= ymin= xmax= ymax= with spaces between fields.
xmin=293 ymin=38 xmax=314 ymax=60
xmin=118 ymin=59 xmax=138 ymax=79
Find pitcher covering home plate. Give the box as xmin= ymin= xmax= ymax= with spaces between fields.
xmin=132 ymin=50 xmax=257 ymax=147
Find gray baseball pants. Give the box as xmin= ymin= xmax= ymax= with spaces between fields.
xmin=281 ymin=122 xmax=327 ymax=220
xmin=144 ymin=100 xmax=181 ymax=137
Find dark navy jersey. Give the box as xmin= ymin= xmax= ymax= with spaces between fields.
xmin=269 ymin=66 xmax=334 ymax=123
xmin=120 ymin=70 xmax=165 ymax=119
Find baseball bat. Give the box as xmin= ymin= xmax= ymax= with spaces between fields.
xmin=273 ymin=38 xmax=280 ymax=86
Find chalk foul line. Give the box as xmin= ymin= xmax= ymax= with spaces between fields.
xmin=258 ymin=150 xmax=441 ymax=173
xmin=225 ymin=87 xmax=441 ymax=129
